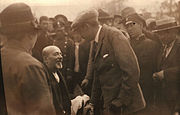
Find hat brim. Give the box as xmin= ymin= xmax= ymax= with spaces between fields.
xmin=98 ymin=16 xmax=113 ymax=20
xmin=0 ymin=21 xmax=40 ymax=34
xmin=152 ymin=25 xmax=180 ymax=33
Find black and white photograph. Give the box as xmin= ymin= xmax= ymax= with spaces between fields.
xmin=0 ymin=0 xmax=180 ymax=115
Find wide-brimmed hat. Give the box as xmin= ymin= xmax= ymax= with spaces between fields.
xmin=0 ymin=2 xmax=39 ymax=35
xmin=152 ymin=16 xmax=180 ymax=33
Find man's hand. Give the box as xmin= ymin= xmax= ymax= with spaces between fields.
xmin=81 ymin=78 xmax=89 ymax=87
xmin=174 ymin=112 xmax=179 ymax=115
xmin=153 ymin=70 xmax=164 ymax=81
xmin=83 ymin=103 xmax=94 ymax=115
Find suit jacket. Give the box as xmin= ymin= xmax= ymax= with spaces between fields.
xmin=90 ymin=25 xmax=145 ymax=113
xmin=157 ymin=38 xmax=180 ymax=112
xmin=144 ymin=30 xmax=180 ymax=112
xmin=45 ymin=67 xmax=71 ymax=115
xmin=1 ymin=40 xmax=56 ymax=115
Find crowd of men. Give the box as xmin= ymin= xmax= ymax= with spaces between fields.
xmin=0 ymin=2 xmax=180 ymax=115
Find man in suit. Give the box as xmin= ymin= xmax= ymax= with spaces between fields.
xmin=0 ymin=3 xmax=56 ymax=115
xmin=123 ymin=7 xmax=160 ymax=115
xmin=42 ymin=46 xmax=71 ymax=115
xmin=151 ymin=17 xmax=180 ymax=115
xmin=71 ymin=9 xmax=145 ymax=115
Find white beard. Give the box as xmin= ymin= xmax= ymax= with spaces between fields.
xmin=55 ymin=62 xmax=63 ymax=69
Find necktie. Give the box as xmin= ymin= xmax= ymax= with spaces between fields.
xmin=74 ymin=42 xmax=80 ymax=72
xmin=160 ymin=44 xmax=169 ymax=67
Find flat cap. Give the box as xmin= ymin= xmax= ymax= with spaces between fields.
xmin=71 ymin=9 xmax=99 ymax=30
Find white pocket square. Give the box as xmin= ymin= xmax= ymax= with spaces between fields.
xmin=103 ymin=54 xmax=109 ymax=58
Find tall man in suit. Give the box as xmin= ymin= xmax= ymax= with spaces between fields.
xmin=0 ymin=3 xmax=56 ymax=115
xmin=151 ymin=17 xmax=180 ymax=115
xmin=71 ymin=9 xmax=145 ymax=115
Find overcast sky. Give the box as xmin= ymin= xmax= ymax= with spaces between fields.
xmin=0 ymin=0 xmax=175 ymax=20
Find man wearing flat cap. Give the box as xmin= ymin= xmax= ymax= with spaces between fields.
xmin=0 ymin=3 xmax=56 ymax=115
xmin=123 ymin=7 xmax=160 ymax=115
xmin=72 ymin=9 xmax=145 ymax=115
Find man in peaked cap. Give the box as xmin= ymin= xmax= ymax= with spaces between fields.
xmin=0 ymin=3 xmax=56 ymax=115
xmin=72 ymin=9 xmax=145 ymax=115
xmin=123 ymin=7 xmax=160 ymax=115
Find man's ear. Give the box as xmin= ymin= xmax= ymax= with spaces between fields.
xmin=43 ymin=56 xmax=48 ymax=64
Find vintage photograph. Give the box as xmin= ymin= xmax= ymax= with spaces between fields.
xmin=0 ymin=0 xmax=180 ymax=115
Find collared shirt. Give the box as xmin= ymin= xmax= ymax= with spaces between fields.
xmin=94 ymin=25 xmax=102 ymax=43
xmin=74 ymin=42 xmax=80 ymax=72
xmin=53 ymin=72 xmax=60 ymax=83
xmin=163 ymin=40 xmax=175 ymax=58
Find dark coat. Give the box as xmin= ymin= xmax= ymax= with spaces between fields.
xmin=145 ymin=31 xmax=180 ymax=114
xmin=90 ymin=25 xmax=145 ymax=113
xmin=1 ymin=40 xmax=56 ymax=115
xmin=130 ymin=35 xmax=159 ymax=106
xmin=157 ymin=38 xmax=180 ymax=113
xmin=78 ymin=40 xmax=90 ymax=76
xmin=45 ymin=67 xmax=71 ymax=115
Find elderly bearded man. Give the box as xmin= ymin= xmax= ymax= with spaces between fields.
xmin=71 ymin=9 xmax=146 ymax=115
xmin=42 ymin=46 xmax=71 ymax=115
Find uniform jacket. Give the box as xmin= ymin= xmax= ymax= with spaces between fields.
xmin=90 ymin=25 xmax=146 ymax=113
xmin=130 ymin=35 xmax=160 ymax=105
xmin=1 ymin=40 xmax=56 ymax=115
xmin=53 ymin=36 xmax=75 ymax=77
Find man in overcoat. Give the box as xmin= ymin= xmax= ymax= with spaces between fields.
xmin=151 ymin=17 xmax=180 ymax=115
xmin=71 ymin=9 xmax=145 ymax=115
xmin=0 ymin=3 xmax=56 ymax=115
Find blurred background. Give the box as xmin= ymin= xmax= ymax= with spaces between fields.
xmin=1 ymin=0 xmax=180 ymax=23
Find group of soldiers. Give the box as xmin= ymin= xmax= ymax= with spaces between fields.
xmin=1 ymin=2 xmax=180 ymax=115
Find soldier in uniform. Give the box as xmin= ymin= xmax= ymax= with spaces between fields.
xmin=53 ymin=14 xmax=75 ymax=96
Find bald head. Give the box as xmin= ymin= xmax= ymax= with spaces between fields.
xmin=42 ymin=46 xmax=60 ymax=58
xmin=42 ymin=45 xmax=63 ymax=71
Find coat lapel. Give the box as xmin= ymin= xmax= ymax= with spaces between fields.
xmin=94 ymin=26 xmax=105 ymax=61
xmin=164 ymin=39 xmax=180 ymax=64
xmin=160 ymin=38 xmax=180 ymax=68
